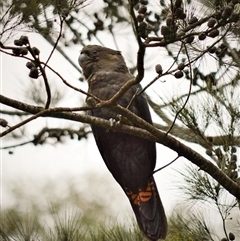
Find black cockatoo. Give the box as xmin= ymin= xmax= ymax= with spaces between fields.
xmin=78 ymin=45 xmax=167 ymax=240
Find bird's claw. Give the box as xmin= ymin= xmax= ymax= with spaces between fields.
xmin=86 ymin=96 xmax=98 ymax=107
xmin=109 ymin=115 xmax=122 ymax=127
xmin=116 ymin=114 xmax=122 ymax=123
xmin=109 ymin=118 xmax=116 ymax=127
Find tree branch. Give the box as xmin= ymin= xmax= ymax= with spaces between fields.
xmin=1 ymin=94 xmax=239 ymax=199
xmin=129 ymin=0 xmax=145 ymax=83
xmin=147 ymin=95 xmax=240 ymax=148
xmin=113 ymin=105 xmax=240 ymax=200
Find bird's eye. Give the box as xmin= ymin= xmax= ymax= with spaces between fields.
xmin=93 ymin=50 xmax=97 ymax=55
xmin=81 ymin=50 xmax=89 ymax=55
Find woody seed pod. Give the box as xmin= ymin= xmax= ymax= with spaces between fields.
xmin=230 ymin=13 xmax=239 ymax=22
xmin=185 ymin=35 xmax=194 ymax=43
xmin=175 ymin=7 xmax=184 ymax=18
xmin=178 ymin=62 xmax=185 ymax=70
xmin=207 ymin=18 xmax=217 ymax=28
xmin=188 ymin=16 xmax=198 ymax=24
xmin=206 ymin=149 xmax=213 ymax=156
xmin=20 ymin=47 xmax=28 ymax=55
xmin=140 ymin=0 xmax=148 ymax=5
xmin=232 ymin=146 xmax=237 ymax=153
xmin=206 ymin=136 xmax=213 ymax=142
xmin=19 ymin=35 xmax=29 ymax=45
xmin=175 ymin=0 xmax=182 ymax=8
xmin=138 ymin=5 xmax=147 ymax=14
xmin=214 ymin=11 xmax=222 ymax=20
xmin=14 ymin=39 xmax=23 ymax=46
xmin=161 ymin=25 xmax=171 ymax=35
xmin=137 ymin=14 xmax=145 ymax=22
xmin=0 ymin=118 xmax=8 ymax=127
xmin=222 ymin=6 xmax=233 ymax=19
xmin=208 ymin=29 xmax=219 ymax=38
xmin=26 ymin=61 xmax=35 ymax=69
xmin=138 ymin=22 xmax=148 ymax=38
xmin=166 ymin=17 xmax=173 ymax=26
xmin=29 ymin=68 xmax=39 ymax=79
xmin=229 ymin=232 xmax=235 ymax=240
xmin=32 ymin=47 xmax=40 ymax=56
xmin=12 ymin=48 xmax=21 ymax=56
xmin=198 ymin=32 xmax=206 ymax=40
xmin=174 ymin=70 xmax=184 ymax=78
xmin=208 ymin=46 xmax=216 ymax=53
xmin=155 ymin=64 xmax=163 ymax=75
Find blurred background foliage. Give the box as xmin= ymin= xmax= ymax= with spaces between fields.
xmin=2 ymin=174 xmax=237 ymax=241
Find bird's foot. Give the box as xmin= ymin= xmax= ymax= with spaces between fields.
xmin=109 ymin=115 xmax=122 ymax=127
xmin=86 ymin=96 xmax=98 ymax=107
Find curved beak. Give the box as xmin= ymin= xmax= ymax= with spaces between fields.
xmin=78 ymin=52 xmax=88 ymax=67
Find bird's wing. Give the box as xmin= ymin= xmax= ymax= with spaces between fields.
xmin=88 ymin=71 xmax=167 ymax=240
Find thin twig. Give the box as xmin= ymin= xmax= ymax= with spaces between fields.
xmin=70 ymin=13 xmax=105 ymax=46
xmin=126 ymin=87 xmax=140 ymax=110
xmin=0 ymin=110 xmax=30 ymax=116
xmin=0 ymin=3 xmax=14 ymax=23
xmin=1 ymin=127 xmax=91 ymax=149
xmin=152 ymin=155 xmax=180 ymax=175
xmin=138 ymin=74 xmax=162 ymax=96
xmin=44 ymin=63 xmax=101 ymax=102
xmin=0 ymin=109 xmax=50 ymax=137
xmin=109 ymin=22 xmax=119 ymax=50
xmin=165 ymin=42 xmax=193 ymax=136
xmin=27 ymin=41 xmax=52 ymax=109
xmin=1 ymin=140 xmax=32 ymax=149
xmin=216 ymin=199 xmax=230 ymax=241
xmin=44 ymin=15 xmax=64 ymax=68
xmin=0 ymin=106 xmax=93 ymax=137
xmin=0 ymin=42 xmax=94 ymax=100
xmin=96 ymin=77 xmax=136 ymax=107
xmin=0 ymin=41 xmax=52 ymax=109
xmin=44 ymin=35 xmax=82 ymax=74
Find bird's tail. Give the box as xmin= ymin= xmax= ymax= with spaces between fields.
xmin=126 ymin=177 xmax=167 ymax=241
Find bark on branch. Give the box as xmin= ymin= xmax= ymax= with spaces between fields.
xmin=1 ymin=94 xmax=239 ymax=200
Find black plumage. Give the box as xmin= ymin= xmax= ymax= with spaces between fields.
xmin=78 ymin=45 xmax=167 ymax=240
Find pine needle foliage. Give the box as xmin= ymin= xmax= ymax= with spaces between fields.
xmin=166 ymin=209 xmax=214 ymax=241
